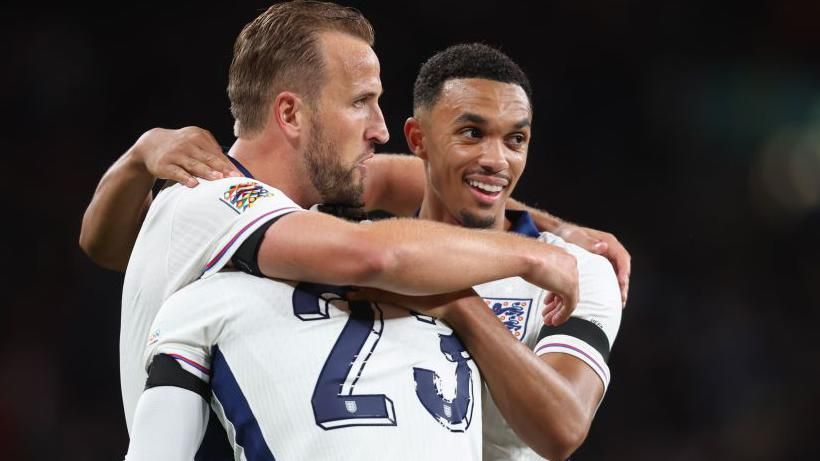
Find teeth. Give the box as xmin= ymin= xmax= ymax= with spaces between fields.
xmin=468 ymin=180 xmax=503 ymax=193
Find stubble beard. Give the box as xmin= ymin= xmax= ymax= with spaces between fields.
xmin=303 ymin=117 xmax=365 ymax=207
xmin=459 ymin=209 xmax=496 ymax=229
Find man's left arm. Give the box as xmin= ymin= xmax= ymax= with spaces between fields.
xmin=444 ymin=296 xmax=602 ymax=461
xmin=351 ymin=246 xmax=621 ymax=460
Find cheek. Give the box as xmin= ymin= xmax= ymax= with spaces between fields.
xmin=509 ymin=154 xmax=526 ymax=183
xmin=445 ymin=145 xmax=477 ymax=171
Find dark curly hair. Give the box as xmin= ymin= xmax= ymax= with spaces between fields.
xmin=413 ymin=43 xmax=532 ymax=113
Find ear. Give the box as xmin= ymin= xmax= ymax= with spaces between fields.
xmin=403 ymin=116 xmax=427 ymax=160
xmin=271 ymin=91 xmax=307 ymax=139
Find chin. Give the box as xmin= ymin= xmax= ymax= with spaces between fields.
xmin=459 ymin=210 xmax=496 ymax=229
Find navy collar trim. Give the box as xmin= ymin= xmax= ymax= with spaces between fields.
xmin=412 ymin=208 xmax=540 ymax=238
xmin=227 ymin=155 xmax=254 ymax=179
xmin=506 ymin=210 xmax=541 ymax=238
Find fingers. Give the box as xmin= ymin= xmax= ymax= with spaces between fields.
xmin=558 ymin=225 xmax=602 ymax=253
xmin=541 ymin=292 xmax=558 ymax=316
xmin=181 ymin=154 xmax=228 ymax=181
xmin=541 ymin=295 xmax=566 ymax=326
xmin=584 ymin=227 xmax=632 ymax=308
xmin=591 ymin=241 xmax=608 ymax=255
xmin=145 ymin=127 xmax=244 ymax=186
xmin=164 ymin=164 xmax=199 ymax=188
xmin=606 ymin=241 xmax=631 ymax=308
xmin=190 ymin=128 xmax=242 ymax=178
xmin=541 ymin=287 xmax=578 ymax=327
xmin=202 ymin=153 xmax=242 ymax=178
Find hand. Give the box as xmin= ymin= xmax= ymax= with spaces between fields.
xmin=525 ymin=246 xmax=578 ymax=326
xmin=346 ymin=287 xmax=478 ymax=321
xmin=555 ymin=224 xmax=631 ymax=308
xmin=129 ymin=127 xmax=242 ymax=188
xmin=541 ymin=292 xmax=573 ymax=326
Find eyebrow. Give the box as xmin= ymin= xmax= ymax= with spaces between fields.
xmin=512 ymin=119 xmax=531 ymax=130
xmin=355 ymin=90 xmax=380 ymax=99
xmin=454 ymin=112 xmax=531 ymax=130
xmin=454 ymin=112 xmax=488 ymax=126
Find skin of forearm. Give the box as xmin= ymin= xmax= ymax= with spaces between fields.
xmin=259 ymin=214 xmax=558 ymax=296
xmin=443 ymin=300 xmax=589 ymax=460
xmin=79 ymin=148 xmax=153 ymax=271
xmin=362 ymin=153 xmax=425 ymax=216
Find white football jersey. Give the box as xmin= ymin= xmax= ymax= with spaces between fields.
xmin=477 ymin=214 xmax=622 ymax=461
xmin=145 ymin=272 xmax=482 ymax=460
xmin=120 ymin=177 xmax=302 ymax=433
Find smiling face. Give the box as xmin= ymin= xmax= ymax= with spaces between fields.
xmin=411 ymin=78 xmax=531 ymax=229
xmin=303 ymin=30 xmax=389 ymax=206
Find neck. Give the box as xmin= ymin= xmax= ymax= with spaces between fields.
xmin=228 ymin=134 xmax=321 ymax=208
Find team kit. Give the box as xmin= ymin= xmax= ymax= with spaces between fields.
xmin=79 ymin=2 xmax=628 ymax=460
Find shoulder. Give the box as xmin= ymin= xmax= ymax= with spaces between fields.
xmin=539 ymin=232 xmax=617 ymax=283
xmin=539 ymin=231 xmax=621 ymax=336
xmin=167 ymin=271 xmax=292 ymax=307
xmin=176 ymin=177 xmax=297 ymax=211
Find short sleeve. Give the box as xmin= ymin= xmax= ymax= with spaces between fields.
xmin=164 ymin=177 xmax=303 ymax=280
xmin=534 ymin=233 xmax=622 ymax=391
xmin=143 ymin=280 xmax=223 ymax=384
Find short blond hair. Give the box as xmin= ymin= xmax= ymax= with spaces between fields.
xmin=228 ymin=0 xmax=375 ymax=137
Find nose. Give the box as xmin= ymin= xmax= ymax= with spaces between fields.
xmin=367 ymin=104 xmax=390 ymax=145
xmin=478 ymin=139 xmax=510 ymax=173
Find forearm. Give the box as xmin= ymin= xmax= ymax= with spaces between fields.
xmin=444 ymin=300 xmax=589 ymax=460
xmin=362 ymin=154 xmax=425 ymax=217
xmin=260 ymin=213 xmax=563 ymax=296
xmin=126 ymin=386 xmax=208 ymax=461
xmin=79 ymin=146 xmax=154 ymax=271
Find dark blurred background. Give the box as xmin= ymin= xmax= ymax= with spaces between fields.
xmin=3 ymin=0 xmax=819 ymax=459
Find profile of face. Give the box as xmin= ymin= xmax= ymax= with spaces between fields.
xmin=302 ymin=31 xmax=389 ymax=206
xmin=407 ymin=78 xmax=531 ymax=229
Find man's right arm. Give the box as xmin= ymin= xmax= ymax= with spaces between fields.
xmin=79 ymin=127 xmax=238 ymax=271
xmin=255 ymin=211 xmax=579 ymax=323
xmin=126 ymin=385 xmax=208 ymax=461
xmin=127 ymin=290 xmax=218 ymax=461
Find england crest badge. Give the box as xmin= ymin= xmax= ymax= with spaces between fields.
xmin=484 ymin=298 xmax=533 ymax=341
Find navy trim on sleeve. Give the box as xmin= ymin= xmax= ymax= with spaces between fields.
xmin=145 ymin=353 xmax=211 ymax=401
xmin=537 ymin=317 xmax=611 ymax=362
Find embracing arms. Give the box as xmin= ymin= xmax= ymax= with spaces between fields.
xmin=258 ymin=210 xmax=578 ymax=322
xmin=80 ymin=127 xmax=629 ymax=303
xmin=79 ymin=127 xmax=239 ymax=270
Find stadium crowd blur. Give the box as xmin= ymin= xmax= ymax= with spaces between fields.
xmin=3 ymin=1 xmax=818 ymax=459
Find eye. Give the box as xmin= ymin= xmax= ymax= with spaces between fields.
xmin=459 ymin=127 xmax=483 ymax=139
xmin=353 ymin=98 xmax=367 ymax=108
xmin=507 ymin=133 xmax=528 ymax=147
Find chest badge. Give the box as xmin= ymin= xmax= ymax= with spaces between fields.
xmin=484 ymin=298 xmax=533 ymax=341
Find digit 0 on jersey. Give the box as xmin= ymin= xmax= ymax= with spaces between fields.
xmin=145 ymin=274 xmax=482 ymax=460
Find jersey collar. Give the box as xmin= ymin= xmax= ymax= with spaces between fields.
xmin=412 ymin=208 xmax=540 ymax=238
xmin=506 ymin=210 xmax=541 ymax=238
xmin=225 ymin=152 xmax=255 ymax=179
